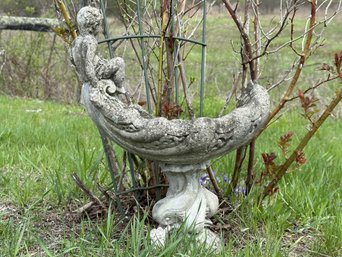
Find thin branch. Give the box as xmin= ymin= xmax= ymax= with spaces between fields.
xmin=245 ymin=4 xmax=295 ymax=65
xmin=178 ymin=52 xmax=195 ymax=119
xmin=207 ymin=166 xmax=223 ymax=199
xmin=218 ymin=72 xmax=241 ymax=117
xmin=255 ymin=10 xmax=341 ymax=58
xmin=267 ymin=58 xmax=299 ymax=91
xmin=227 ymin=146 xmax=247 ymax=196
xmin=71 ymin=173 xmax=107 ymax=212
xmin=221 ymin=0 xmax=256 ymax=81
xmin=285 ymin=74 xmax=339 ymax=102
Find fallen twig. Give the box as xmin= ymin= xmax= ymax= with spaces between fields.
xmin=73 ymin=201 xmax=94 ymax=214
xmin=71 ymin=173 xmax=107 ymax=213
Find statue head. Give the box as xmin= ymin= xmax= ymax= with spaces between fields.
xmin=77 ymin=6 xmax=103 ymax=35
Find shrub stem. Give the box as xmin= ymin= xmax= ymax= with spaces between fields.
xmin=261 ymin=88 xmax=342 ymax=202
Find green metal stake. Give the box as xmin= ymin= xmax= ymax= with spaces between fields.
xmin=99 ymin=35 xmax=206 ymax=46
xmin=127 ymin=152 xmax=140 ymax=202
xmin=98 ymin=1 xmax=124 ymax=215
xmin=136 ymin=0 xmax=152 ymax=114
xmin=100 ymin=0 xmax=114 ymax=58
xmin=199 ymin=0 xmax=207 ymax=117
xmin=171 ymin=0 xmax=179 ymax=107
xmin=99 ymin=131 xmax=124 ymax=215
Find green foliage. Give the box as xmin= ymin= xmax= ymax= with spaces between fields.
xmin=0 ymin=31 xmax=79 ymax=103
xmin=0 ymin=0 xmax=50 ymax=17
xmin=0 ymin=96 xmax=341 ymax=256
xmin=1 ymin=13 xmax=341 ymax=107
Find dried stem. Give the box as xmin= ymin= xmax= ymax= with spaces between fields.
xmin=117 ymin=151 xmax=127 ymax=192
xmin=222 ymin=0 xmax=258 ymax=198
xmin=71 ymin=173 xmax=107 ymax=212
xmin=245 ymin=138 xmax=255 ymax=194
xmin=252 ymin=0 xmax=261 ymax=79
xmin=54 ymin=0 xmax=77 ymax=41
xmin=156 ymin=0 xmax=171 ymax=116
xmin=221 ymin=0 xmax=256 ymax=81
xmin=227 ymin=146 xmax=247 ymax=196
xmin=245 ymin=0 xmax=261 ymax=195
xmin=207 ymin=166 xmax=222 ymax=199
xmin=218 ymin=72 xmax=240 ymax=117
xmin=98 ymin=131 xmax=123 ymax=196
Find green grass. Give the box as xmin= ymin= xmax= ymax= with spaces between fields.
xmin=0 ymin=95 xmax=341 ymax=256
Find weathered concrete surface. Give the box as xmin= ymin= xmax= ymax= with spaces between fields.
xmin=0 ymin=16 xmax=59 ymax=32
xmin=150 ymin=162 xmax=221 ymax=250
xmin=83 ymin=80 xmax=270 ymax=164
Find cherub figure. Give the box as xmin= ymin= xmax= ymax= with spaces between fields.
xmin=70 ymin=6 xmax=125 ymax=94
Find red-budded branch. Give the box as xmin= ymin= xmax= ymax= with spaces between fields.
xmin=261 ymin=88 xmax=342 ymax=201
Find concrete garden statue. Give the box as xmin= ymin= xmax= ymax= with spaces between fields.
xmin=71 ymin=6 xmax=270 ymax=250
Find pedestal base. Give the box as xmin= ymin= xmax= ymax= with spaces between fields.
xmin=150 ymin=226 xmax=221 ymax=251
xmin=151 ymin=163 xmax=221 ymax=251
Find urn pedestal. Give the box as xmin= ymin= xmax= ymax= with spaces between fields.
xmin=150 ymin=163 xmax=221 ymax=249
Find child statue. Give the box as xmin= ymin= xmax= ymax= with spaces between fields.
xmin=70 ymin=6 xmax=125 ymax=95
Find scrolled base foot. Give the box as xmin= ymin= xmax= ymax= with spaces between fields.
xmin=150 ymin=226 xmax=169 ymax=248
xmin=197 ymin=228 xmax=222 ymax=252
xmin=150 ymin=226 xmax=222 ymax=252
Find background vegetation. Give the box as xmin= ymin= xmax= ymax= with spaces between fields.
xmin=0 ymin=0 xmax=341 ymax=256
